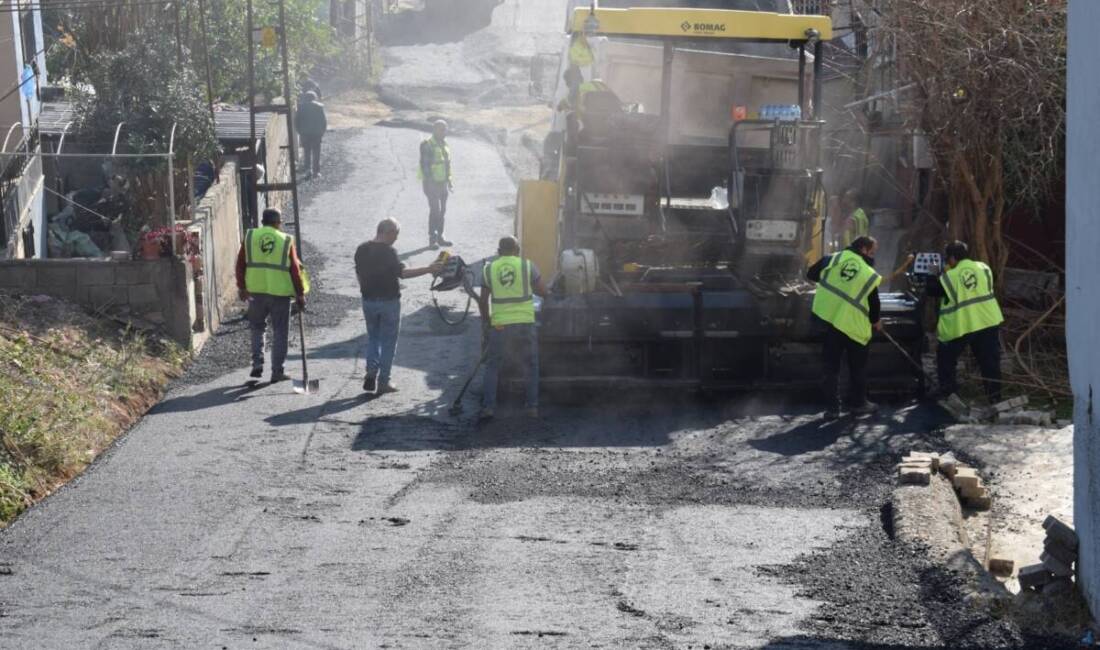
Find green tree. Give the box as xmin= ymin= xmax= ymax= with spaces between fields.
xmin=71 ymin=32 xmax=217 ymax=231
xmin=47 ymin=0 xmax=336 ymax=104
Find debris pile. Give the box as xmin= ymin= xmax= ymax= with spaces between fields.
xmin=896 ymin=450 xmax=991 ymax=510
xmin=1018 ymin=516 xmax=1079 ymax=598
xmin=938 ymin=394 xmax=1064 ymax=428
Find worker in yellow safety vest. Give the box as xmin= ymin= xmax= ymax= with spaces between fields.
xmin=568 ymin=32 xmax=594 ymax=68
xmin=838 ymin=188 xmax=870 ymax=249
xmin=419 ymin=119 xmax=453 ymax=249
xmin=926 ymin=240 xmax=1005 ymax=403
xmin=808 ymin=235 xmax=883 ymax=419
xmin=235 ymin=208 xmax=307 ymax=383
xmin=476 ymin=236 xmax=548 ymax=422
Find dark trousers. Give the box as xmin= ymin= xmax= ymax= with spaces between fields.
xmin=482 ymin=324 xmax=539 ymax=411
xmin=423 ymin=180 xmax=449 ymax=240
xmin=821 ymin=323 xmax=870 ymax=410
xmin=248 ymin=294 xmax=291 ymax=374
xmin=301 ymin=134 xmax=323 ymax=176
xmin=937 ymin=325 xmax=1002 ymax=403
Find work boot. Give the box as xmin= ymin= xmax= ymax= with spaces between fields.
xmin=249 ymin=366 xmax=263 ymax=379
xmin=429 ymin=239 xmax=440 ymax=250
xmin=270 ymin=371 xmax=290 ymax=383
xmin=437 ymin=235 xmax=453 ymax=247
xmin=363 ymin=372 xmax=377 ymax=393
xmin=377 ymin=381 xmax=399 ymax=395
xmin=851 ymin=401 xmax=879 ymax=416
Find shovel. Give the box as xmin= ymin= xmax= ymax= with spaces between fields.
xmin=449 ymin=346 xmax=489 ymax=416
xmin=292 ymin=308 xmax=320 ymax=395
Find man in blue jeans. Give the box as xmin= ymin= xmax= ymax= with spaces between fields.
xmin=354 ymin=218 xmax=441 ymax=394
xmin=477 ymin=236 xmax=548 ymax=420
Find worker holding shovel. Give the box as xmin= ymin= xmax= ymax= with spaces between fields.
xmin=236 ymin=208 xmax=308 ymax=384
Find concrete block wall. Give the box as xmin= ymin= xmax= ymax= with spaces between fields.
xmin=0 ymin=258 xmax=195 ymax=348
xmin=263 ymin=105 xmax=292 ymax=215
xmin=1067 ymin=0 xmax=1099 ymax=621
xmin=191 ymin=159 xmax=243 ymax=335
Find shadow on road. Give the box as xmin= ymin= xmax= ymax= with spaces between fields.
xmin=151 ymin=383 xmax=262 ymax=414
xmin=748 ymin=417 xmax=852 ymax=456
xmin=264 ymin=393 xmax=376 ymax=427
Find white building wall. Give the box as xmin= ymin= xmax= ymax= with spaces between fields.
xmin=1067 ymin=0 xmax=1100 ymax=620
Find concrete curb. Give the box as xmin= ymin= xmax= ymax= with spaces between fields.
xmin=892 ymin=473 xmax=1011 ymax=605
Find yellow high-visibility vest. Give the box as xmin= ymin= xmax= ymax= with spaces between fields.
xmin=419 ymin=137 xmax=451 ymax=183
xmin=244 ymin=226 xmax=296 ymax=297
xmin=811 ymin=249 xmax=882 ymax=345
xmin=569 ymin=33 xmax=594 ymax=67
xmin=841 ymin=207 xmax=869 ymax=247
xmin=937 ymin=259 xmax=1004 ymax=342
xmin=484 ymin=256 xmax=535 ymax=327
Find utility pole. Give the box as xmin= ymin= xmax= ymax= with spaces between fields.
xmin=246 ymin=0 xmax=304 ymax=247
xmin=245 ymin=0 xmax=259 ymax=228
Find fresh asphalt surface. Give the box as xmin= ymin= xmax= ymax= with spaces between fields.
xmin=0 ymin=4 xmax=1078 ymax=649
xmin=0 ymin=128 xmax=1069 ymax=650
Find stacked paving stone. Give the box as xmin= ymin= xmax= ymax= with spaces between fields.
xmin=896 ymin=451 xmax=991 ymax=511
xmin=897 ymin=451 xmax=938 ymax=485
xmin=1018 ymin=516 xmax=1079 ymax=596
xmin=940 ymin=394 xmax=1061 ymax=427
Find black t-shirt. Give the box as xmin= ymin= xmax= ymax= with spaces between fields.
xmin=355 ymin=241 xmax=405 ymax=299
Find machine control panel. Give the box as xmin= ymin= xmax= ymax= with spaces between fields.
xmin=912 ymin=252 xmax=942 ymax=276
xmin=745 ymin=219 xmax=799 ymax=242
xmin=582 ymin=193 xmax=645 ymax=217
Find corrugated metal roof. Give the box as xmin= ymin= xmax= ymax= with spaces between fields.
xmin=213 ymin=108 xmax=273 ymax=143
xmin=36 ymin=101 xmax=273 ymax=144
xmin=39 ymin=101 xmax=74 ymax=136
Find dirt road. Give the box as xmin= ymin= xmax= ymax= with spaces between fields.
xmin=0 ymin=2 xmax=1074 ymax=648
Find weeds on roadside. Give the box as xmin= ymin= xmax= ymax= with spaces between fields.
xmin=0 ymin=293 xmax=184 ymax=525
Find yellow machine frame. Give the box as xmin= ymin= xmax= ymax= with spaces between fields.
xmin=568 ymin=7 xmax=832 ymax=42
xmin=519 ymin=5 xmax=835 ymax=275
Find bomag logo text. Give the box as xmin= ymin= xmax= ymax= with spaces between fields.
xmin=681 ymin=22 xmax=727 ymax=33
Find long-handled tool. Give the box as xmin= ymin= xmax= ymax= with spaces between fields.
xmin=880 ymin=326 xmax=935 ymax=385
xmin=449 ymin=346 xmax=489 ymax=416
xmin=292 ymin=305 xmax=320 ymax=395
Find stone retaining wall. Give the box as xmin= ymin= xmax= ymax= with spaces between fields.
xmin=0 ymin=257 xmax=194 ymax=347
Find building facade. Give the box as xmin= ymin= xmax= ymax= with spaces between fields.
xmin=1067 ymin=0 xmax=1099 ymax=622
xmin=0 ymin=0 xmax=46 ymax=260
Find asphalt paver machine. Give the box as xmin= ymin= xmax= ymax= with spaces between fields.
xmin=514 ymin=2 xmax=923 ymax=394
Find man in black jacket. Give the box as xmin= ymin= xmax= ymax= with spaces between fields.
xmin=807 ymin=236 xmax=884 ymax=419
xmin=296 ymin=91 xmax=327 ymax=178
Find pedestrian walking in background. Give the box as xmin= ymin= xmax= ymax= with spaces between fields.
xmin=236 ymin=208 xmax=307 ymax=383
xmin=477 ymin=236 xmax=547 ymax=421
xmin=419 ymin=119 xmax=453 ymax=248
xmin=296 ymin=90 xmax=327 ymax=179
xmin=355 ymin=219 xmax=443 ymax=394
xmin=299 ymin=76 xmax=322 ymax=102
xmin=808 ymin=235 xmax=883 ymax=419
xmin=928 ymin=240 xmax=1005 ymax=403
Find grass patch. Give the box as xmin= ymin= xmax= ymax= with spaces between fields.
xmin=0 ymin=292 xmax=186 ymax=525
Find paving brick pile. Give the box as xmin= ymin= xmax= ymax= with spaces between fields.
xmin=1017 ymin=515 xmax=1079 ymax=598
xmin=896 ymin=450 xmax=991 ymax=511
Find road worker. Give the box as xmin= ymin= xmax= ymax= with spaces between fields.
xmin=235 ymin=208 xmax=307 ymax=383
xmin=927 ymin=240 xmax=1004 ymax=403
xmin=837 ymin=188 xmax=869 ymax=249
xmin=477 ymin=236 xmax=548 ymax=421
xmin=419 ymin=119 xmax=453 ymax=249
xmin=808 ymin=235 xmax=883 ymax=419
